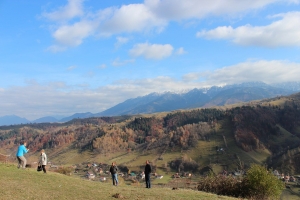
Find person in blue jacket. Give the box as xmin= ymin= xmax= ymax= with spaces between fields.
xmin=16 ymin=141 xmax=29 ymax=169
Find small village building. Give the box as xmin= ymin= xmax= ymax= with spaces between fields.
xmin=98 ymin=168 xmax=103 ymax=174
xmin=86 ymin=171 xmax=95 ymax=179
xmin=99 ymin=177 xmax=106 ymax=182
xmin=172 ymin=173 xmax=180 ymax=178
xmin=156 ymin=175 xmax=163 ymax=179
xmin=50 ymin=165 xmax=59 ymax=169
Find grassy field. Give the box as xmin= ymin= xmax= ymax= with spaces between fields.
xmin=0 ymin=163 xmax=237 ymax=200
xmin=281 ymin=182 xmax=300 ymax=200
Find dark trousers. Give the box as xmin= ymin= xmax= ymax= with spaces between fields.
xmin=42 ymin=165 xmax=46 ymax=173
xmin=145 ymin=173 xmax=151 ymax=188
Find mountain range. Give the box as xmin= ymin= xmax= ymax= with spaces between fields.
xmin=1 ymin=81 xmax=300 ymax=126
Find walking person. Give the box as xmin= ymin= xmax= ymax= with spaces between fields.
xmin=38 ymin=149 xmax=47 ymax=173
xmin=16 ymin=141 xmax=29 ymax=169
xmin=144 ymin=160 xmax=152 ymax=188
xmin=109 ymin=162 xmax=118 ymax=186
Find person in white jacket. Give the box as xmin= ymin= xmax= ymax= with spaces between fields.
xmin=39 ymin=149 xmax=47 ymax=173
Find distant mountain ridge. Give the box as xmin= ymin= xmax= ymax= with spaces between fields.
xmin=1 ymin=81 xmax=300 ymax=126
xmin=58 ymin=112 xmax=94 ymax=122
xmin=0 ymin=115 xmax=30 ymax=126
xmin=32 ymin=116 xmax=59 ymax=123
xmin=96 ymin=82 xmax=297 ymax=116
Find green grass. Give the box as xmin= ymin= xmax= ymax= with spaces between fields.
xmin=0 ymin=163 xmax=237 ymax=200
xmin=281 ymin=182 xmax=300 ymax=200
xmin=273 ymin=125 xmax=300 ymax=143
xmin=152 ymin=168 xmax=173 ymax=184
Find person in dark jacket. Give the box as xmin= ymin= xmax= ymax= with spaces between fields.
xmin=144 ymin=160 xmax=152 ymax=188
xmin=109 ymin=162 xmax=118 ymax=186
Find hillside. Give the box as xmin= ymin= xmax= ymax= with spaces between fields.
xmin=0 ymin=163 xmax=236 ymax=200
xmin=1 ymin=92 xmax=300 ymax=178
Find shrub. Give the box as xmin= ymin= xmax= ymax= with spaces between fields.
xmin=55 ymin=167 xmax=73 ymax=175
xmin=118 ymin=164 xmax=129 ymax=173
xmin=170 ymin=155 xmax=199 ymax=172
xmin=197 ymin=164 xmax=285 ymax=199
xmin=243 ymin=164 xmax=285 ymax=199
xmin=197 ymin=175 xmax=244 ymax=198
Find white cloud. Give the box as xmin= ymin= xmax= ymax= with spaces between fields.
xmin=129 ymin=43 xmax=174 ymax=60
xmin=84 ymin=71 xmax=95 ymax=78
xmin=43 ymin=0 xmax=300 ymax=50
xmin=181 ymin=60 xmax=300 ymax=86
xmin=98 ymin=4 xmax=167 ymax=36
xmin=205 ymin=60 xmax=300 ymax=85
xmin=115 ymin=36 xmax=129 ymax=48
xmin=47 ymin=45 xmax=67 ymax=53
xmin=182 ymin=72 xmax=204 ymax=82
xmin=112 ymin=58 xmax=135 ymax=66
xmin=176 ymin=47 xmax=187 ymax=55
xmin=197 ymin=12 xmax=300 ymax=47
xmin=97 ymin=64 xmax=107 ymax=69
xmin=67 ymin=66 xmax=77 ymax=71
xmin=42 ymin=0 xmax=84 ymax=22
xmin=0 ymin=83 xmax=107 ymax=120
xmin=145 ymin=0 xmax=299 ymax=20
xmin=52 ymin=20 xmax=96 ymax=47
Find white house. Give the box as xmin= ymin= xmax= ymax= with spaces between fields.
xmin=99 ymin=177 xmax=106 ymax=182
xmin=156 ymin=175 xmax=163 ymax=179
xmin=86 ymin=172 xmax=95 ymax=180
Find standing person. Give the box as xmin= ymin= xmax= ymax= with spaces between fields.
xmin=16 ymin=141 xmax=29 ymax=169
xmin=144 ymin=160 xmax=152 ymax=188
xmin=109 ymin=162 xmax=118 ymax=186
xmin=39 ymin=149 xmax=47 ymax=173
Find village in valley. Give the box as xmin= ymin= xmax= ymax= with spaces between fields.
xmin=35 ymin=158 xmax=300 ymax=191
xmin=45 ymin=161 xmax=189 ymax=187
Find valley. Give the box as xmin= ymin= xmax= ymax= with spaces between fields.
xmin=1 ymin=92 xmax=300 ymax=196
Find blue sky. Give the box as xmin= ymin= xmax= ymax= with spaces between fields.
xmin=0 ymin=0 xmax=300 ymax=120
